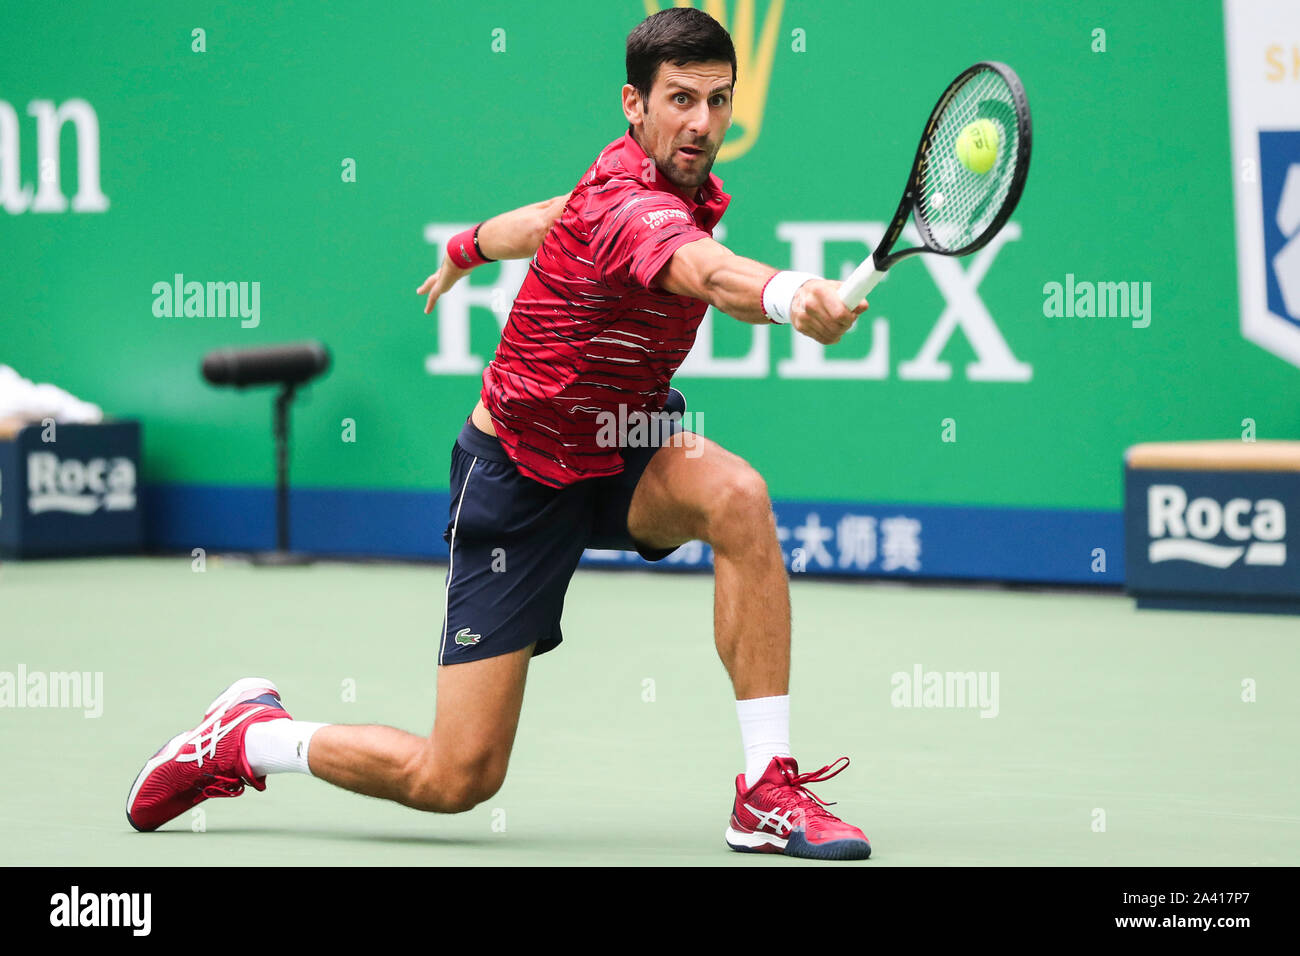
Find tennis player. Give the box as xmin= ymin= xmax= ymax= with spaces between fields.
xmin=127 ymin=7 xmax=872 ymax=860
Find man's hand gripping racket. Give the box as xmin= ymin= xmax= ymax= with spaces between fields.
xmin=839 ymin=61 xmax=1033 ymax=309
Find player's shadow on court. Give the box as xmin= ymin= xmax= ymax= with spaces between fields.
xmin=146 ymin=826 xmax=496 ymax=847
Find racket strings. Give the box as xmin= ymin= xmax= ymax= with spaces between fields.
xmin=916 ymin=68 xmax=1021 ymax=250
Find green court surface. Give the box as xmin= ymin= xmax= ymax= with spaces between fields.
xmin=1 ymin=557 xmax=1297 ymax=867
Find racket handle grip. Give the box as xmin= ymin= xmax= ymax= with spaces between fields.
xmin=839 ymin=259 xmax=885 ymax=307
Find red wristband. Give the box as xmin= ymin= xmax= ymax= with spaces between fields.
xmin=447 ymin=224 xmax=494 ymax=269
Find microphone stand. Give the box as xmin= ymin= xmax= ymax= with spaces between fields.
xmin=250 ymin=382 xmax=313 ymax=566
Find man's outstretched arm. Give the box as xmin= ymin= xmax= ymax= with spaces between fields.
xmin=418 ymin=194 xmax=569 ymax=314
xmin=658 ymin=236 xmax=867 ymax=346
xmin=476 ymin=194 xmax=569 ymax=260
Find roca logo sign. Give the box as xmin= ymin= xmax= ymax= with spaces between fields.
xmin=26 ymin=452 xmax=136 ymax=515
xmin=1148 ymin=484 xmax=1286 ymax=568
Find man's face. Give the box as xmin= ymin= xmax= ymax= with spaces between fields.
xmin=624 ymin=60 xmax=733 ymax=191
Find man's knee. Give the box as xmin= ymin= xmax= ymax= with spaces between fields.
xmin=402 ymin=746 xmax=508 ymax=814
xmin=704 ymin=465 xmax=774 ymax=546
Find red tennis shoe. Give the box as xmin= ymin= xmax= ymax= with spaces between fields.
xmin=126 ymin=677 xmax=290 ymax=832
xmin=726 ymin=756 xmax=872 ymax=860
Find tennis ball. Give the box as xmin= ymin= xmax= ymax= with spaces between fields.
xmin=955 ymin=119 xmax=999 ymax=175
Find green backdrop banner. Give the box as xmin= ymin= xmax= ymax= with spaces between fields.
xmin=2 ymin=1 xmax=1294 ymax=580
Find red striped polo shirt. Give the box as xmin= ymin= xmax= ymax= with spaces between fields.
xmin=479 ymin=127 xmax=732 ymax=488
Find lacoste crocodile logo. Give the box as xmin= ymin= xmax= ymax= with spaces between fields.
xmin=454 ymin=627 xmax=482 ymax=646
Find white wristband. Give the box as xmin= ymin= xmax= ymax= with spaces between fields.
xmin=762 ymin=271 xmax=820 ymax=324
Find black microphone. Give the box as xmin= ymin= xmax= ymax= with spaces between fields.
xmin=201 ymin=342 xmax=330 ymax=388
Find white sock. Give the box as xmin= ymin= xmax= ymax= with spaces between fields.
xmin=244 ymin=719 xmax=328 ymax=776
xmin=736 ymin=695 xmax=791 ymax=789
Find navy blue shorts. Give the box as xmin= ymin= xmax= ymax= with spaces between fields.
xmin=438 ymin=389 xmax=687 ymax=665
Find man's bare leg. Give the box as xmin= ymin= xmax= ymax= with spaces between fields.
xmin=626 ymin=434 xmax=790 ymax=699
xmin=305 ymin=643 xmax=533 ymax=813
xmin=623 ymin=429 xmax=871 ymax=859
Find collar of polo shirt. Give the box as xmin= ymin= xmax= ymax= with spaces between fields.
xmin=619 ymin=125 xmax=731 ymax=228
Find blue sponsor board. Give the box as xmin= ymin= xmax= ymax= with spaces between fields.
xmin=143 ymin=484 xmax=1122 ymax=586
xmin=585 ymin=499 xmax=1121 ymax=585
xmin=1124 ymin=467 xmax=1299 ymax=613
xmin=0 ymin=422 xmax=143 ymax=558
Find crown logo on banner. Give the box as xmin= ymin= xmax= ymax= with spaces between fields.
xmin=641 ymin=0 xmax=785 ymax=162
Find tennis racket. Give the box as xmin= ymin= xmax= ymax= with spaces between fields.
xmin=839 ymin=61 xmax=1032 ymax=307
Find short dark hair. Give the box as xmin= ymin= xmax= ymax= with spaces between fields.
xmin=625 ymin=7 xmax=737 ymax=101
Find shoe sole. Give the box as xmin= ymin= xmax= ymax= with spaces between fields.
xmin=125 ymin=677 xmax=279 ymax=832
xmin=725 ymin=826 xmax=787 ymax=853
xmin=726 ymin=825 xmax=872 ymax=860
